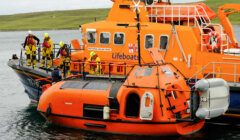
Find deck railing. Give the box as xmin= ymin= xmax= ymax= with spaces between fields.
xmin=19 ymin=43 xmax=78 ymax=71
xmin=146 ymin=4 xmax=211 ymax=27
xmin=201 ymin=24 xmax=229 ymax=53
xmin=188 ymin=62 xmax=240 ymax=85
xmin=146 ymin=4 xmax=230 ymax=54
xmin=68 ymin=61 xmax=136 ymax=80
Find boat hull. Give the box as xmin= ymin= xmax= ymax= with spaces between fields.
xmin=228 ymin=89 xmax=240 ymax=114
xmin=8 ymin=59 xmax=51 ymax=103
xmin=40 ymin=112 xmax=205 ymax=136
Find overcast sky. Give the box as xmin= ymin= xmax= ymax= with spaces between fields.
xmin=0 ymin=0 xmax=204 ymax=15
xmin=0 ymin=0 xmax=113 ymax=15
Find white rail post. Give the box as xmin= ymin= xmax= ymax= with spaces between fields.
xmin=155 ymin=7 xmax=157 ymax=23
xmin=164 ymin=6 xmax=166 ymax=24
xmin=172 ymin=6 xmax=173 ymax=24
xmin=188 ymin=7 xmax=190 ymax=26
xmin=178 ymin=6 xmax=180 ymax=26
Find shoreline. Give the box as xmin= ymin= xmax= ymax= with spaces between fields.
xmin=1 ymin=25 xmax=239 ymax=32
xmin=0 ymin=0 xmax=239 ymax=31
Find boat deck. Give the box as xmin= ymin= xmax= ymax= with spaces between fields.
xmin=8 ymin=59 xmax=52 ymax=78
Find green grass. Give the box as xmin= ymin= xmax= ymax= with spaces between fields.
xmin=206 ymin=0 xmax=240 ymax=24
xmin=0 ymin=9 xmax=109 ymax=31
xmin=0 ymin=0 xmax=239 ymax=31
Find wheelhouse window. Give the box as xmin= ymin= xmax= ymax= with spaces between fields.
xmin=145 ymin=35 xmax=154 ymax=49
xmin=159 ymin=35 xmax=169 ymax=50
xmin=100 ymin=32 xmax=110 ymax=44
xmin=87 ymin=32 xmax=96 ymax=44
xmin=114 ymin=33 xmax=125 ymax=45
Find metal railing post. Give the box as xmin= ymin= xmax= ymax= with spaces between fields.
xmin=108 ymin=63 xmax=112 ymax=80
xmin=124 ymin=62 xmax=127 ymax=78
xmin=82 ymin=62 xmax=85 ymax=80
xmin=38 ymin=45 xmax=41 ymax=62
xmin=63 ymin=61 xmax=66 ymax=79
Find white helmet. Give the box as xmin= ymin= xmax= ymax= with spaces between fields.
xmin=28 ymin=30 xmax=32 ymax=35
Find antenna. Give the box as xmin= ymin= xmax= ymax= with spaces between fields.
xmin=133 ymin=0 xmax=142 ymax=12
xmin=132 ymin=0 xmax=142 ymax=66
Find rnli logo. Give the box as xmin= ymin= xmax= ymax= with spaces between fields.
xmin=128 ymin=43 xmax=138 ymax=53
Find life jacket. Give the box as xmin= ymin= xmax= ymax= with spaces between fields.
xmin=27 ymin=36 xmax=35 ymax=45
xmin=43 ymin=39 xmax=51 ymax=48
xmin=60 ymin=48 xmax=67 ymax=57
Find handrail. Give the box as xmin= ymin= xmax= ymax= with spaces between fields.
xmin=201 ymin=24 xmax=229 ymax=53
xmin=19 ymin=42 xmax=74 ymax=73
xmin=188 ymin=61 xmax=240 ymax=84
xmin=69 ymin=61 xmax=136 ymax=80
xmin=146 ymin=5 xmax=211 ymax=27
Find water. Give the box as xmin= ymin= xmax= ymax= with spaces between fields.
xmin=1 ymin=28 xmax=240 ymax=140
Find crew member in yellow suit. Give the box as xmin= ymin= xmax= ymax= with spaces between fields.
xmin=56 ymin=41 xmax=71 ymax=76
xmin=23 ymin=31 xmax=40 ymax=67
xmin=88 ymin=51 xmax=101 ymax=75
xmin=40 ymin=33 xmax=53 ymax=69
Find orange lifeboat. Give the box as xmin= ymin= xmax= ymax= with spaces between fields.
xmin=37 ymin=0 xmax=230 ymax=136
xmin=38 ymin=61 xmax=229 ymax=136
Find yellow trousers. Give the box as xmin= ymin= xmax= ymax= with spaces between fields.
xmin=25 ymin=45 xmax=37 ymax=66
xmin=40 ymin=47 xmax=52 ymax=68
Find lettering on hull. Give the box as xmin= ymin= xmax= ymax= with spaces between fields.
xmin=88 ymin=47 xmax=112 ymax=51
xmin=112 ymin=53 xmax=138 ymax=60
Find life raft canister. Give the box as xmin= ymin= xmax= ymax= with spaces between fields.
xmin=194 ymin=78 xmax=229 ymax=119
xmin=206 ymin=31 xmax=222 ymax=52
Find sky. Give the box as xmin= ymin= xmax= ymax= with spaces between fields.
xmin=0 ymin=0 xmax=205 ymax=15
xmin=0 ymin=0 xmax=113 ymax=15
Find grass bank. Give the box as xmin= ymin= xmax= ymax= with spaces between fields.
xmin=0 ymin=9 xmax=109 ymax=31
xmin=206 ymin=0 xmax=240 ymax=24
xmin=0 ymin=0 xmax=239 ymax=31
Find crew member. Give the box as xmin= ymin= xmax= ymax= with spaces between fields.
xmin=23 ymin=30 xmax=40 ymax=67
xmin=40 ymin=33 xmax=53 ymax=69
xmin=56 ymin=41 xmax=71 ymax=76
xmin=88 ymin=51 xmax=101 ymax=75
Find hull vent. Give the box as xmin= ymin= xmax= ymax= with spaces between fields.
xmin=83 ymin=104 xmax=104 ymax=119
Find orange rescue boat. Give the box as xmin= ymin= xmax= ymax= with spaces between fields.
xmin=38 ymin=49 xmax=229 ymax=135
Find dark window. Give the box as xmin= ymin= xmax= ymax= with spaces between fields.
xmin=159 ymin=36 xmax=168 ymax=50
xmin=87 ymin=32 xmax=96 ymax=44
xmin=114 ymin=33 xmax=124 ymax=45
xmin=83 ymin=104 xmax=103 ymax=119
xmin=100 ymin=32 xmax=110 ymax=44
xmin=125 ymin=93 xmax=140 ymax=118
xmin=145 ymin=35 xmax=154 ymax=49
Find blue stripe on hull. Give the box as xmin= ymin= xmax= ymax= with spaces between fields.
xmin=229 ymin=91 xmax=240 ymax=113
xmin=22 ymin=84 xmax=41 ymax=103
